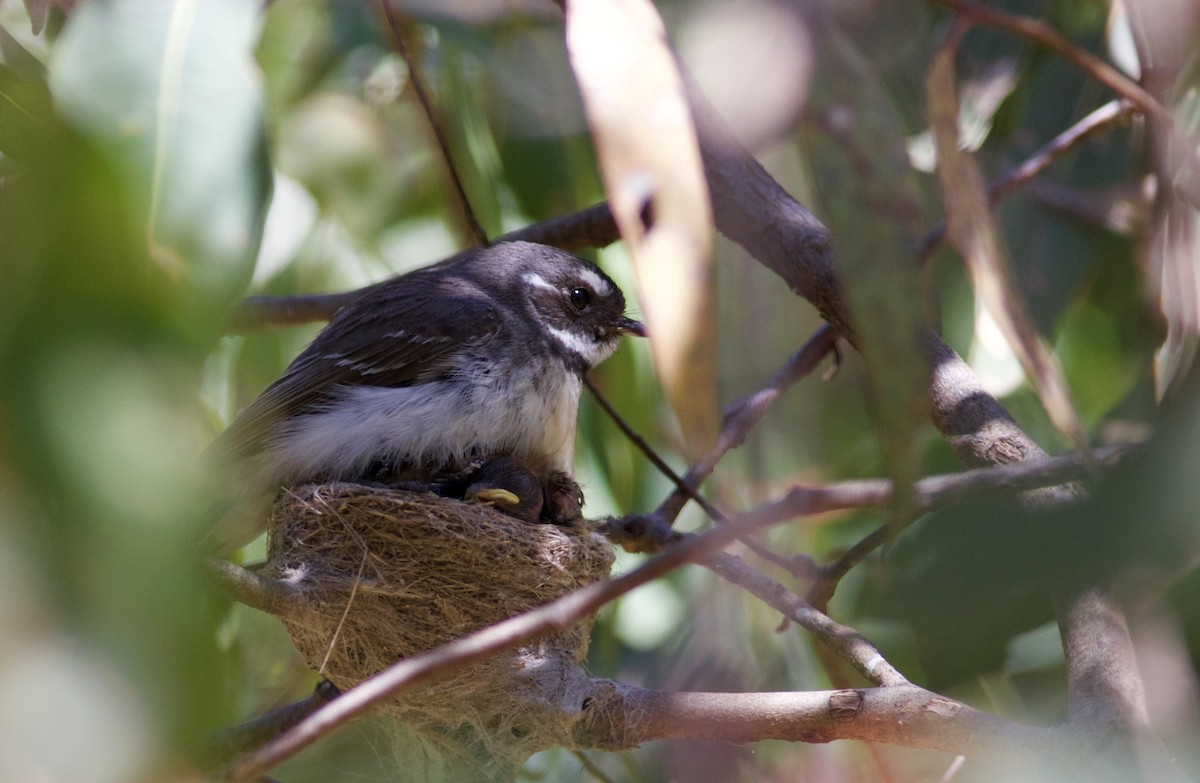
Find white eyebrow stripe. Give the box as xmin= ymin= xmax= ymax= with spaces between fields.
xmin=577 ymin=267 xmax=611 ymax=295
xmin=523 ymin=268 xmax=613 ymax=296
xmin=523 ymin=272 xmax=558 ymax=292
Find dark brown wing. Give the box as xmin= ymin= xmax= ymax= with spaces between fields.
xmin=212 ymin=272 xmax=503 ymax=462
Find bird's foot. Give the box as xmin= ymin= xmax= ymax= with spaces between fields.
xmin=544 ymin=471 xmax=585 ymax=529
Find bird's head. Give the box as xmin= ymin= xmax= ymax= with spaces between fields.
xmin=486 ymin=242 xmax=645 ymax=371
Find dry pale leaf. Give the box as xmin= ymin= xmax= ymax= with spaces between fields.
xmin=928 ymin=33 xmax=1088 ymax=452
xmin=565 ymin=0 xmax=717 ymax=456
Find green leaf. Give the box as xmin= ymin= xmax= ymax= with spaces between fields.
xmin=49 ymin=0 xmax=270 ymax=339
xmin=804 ymin=26 xmax=932 ymax=534
xmin=1055 ymin=301 xmax=1141 ymax=426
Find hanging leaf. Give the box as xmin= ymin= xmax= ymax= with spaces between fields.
xmin=564 ymin=0 xmax=718 ymax=457
xmin=49 ymin=0 xmax=271 ymax=341
xmin=927 ymin=30 xmax=1088 ymax=452
xmin=804 ymin=24 xmax=932 ymax=537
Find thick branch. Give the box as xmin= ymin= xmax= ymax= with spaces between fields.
xmin=205 ymin=557 xmax=304 ymax=619
xmin=229 ymin=203 xmax=620 ymax=332
xmin=1058 ymin=586 xmax=1149 ymax=730
xmin=575 ymin=682 xmax=1073 ymax=757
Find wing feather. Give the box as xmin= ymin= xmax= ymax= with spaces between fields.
xmin=212 ymin=270 xmax=503 ymax=462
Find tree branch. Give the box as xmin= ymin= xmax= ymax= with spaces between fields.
xmin=575 ymin=683 xmax=1073 ymax=756
xmin=917 ymin=99 xmax=1135 ymax=263
xmin=658 ymin=324 xmax=838 ymax=522
xmin=1058 ymin=585 xmax=1149 ymax=730
xmin=218 ymin=443 xmax=1129 ymax=779
xmin=930 ymin=0 xmax=1200 ymax=208
xmin=929 ymin=0 xmax=1166 ymax=121
xmin=211 ymin=681 xmax=341 ymax=758
xmin=704 ymin=550 xmax=909 ymax=686
xmin=205 ymin=556 xmax=304 ymax=620
xmin=229 ymin=203 xmax=620 ymax=332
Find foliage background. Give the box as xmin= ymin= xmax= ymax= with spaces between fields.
xmin=0 ymin=0 xmax=1197 ymax=781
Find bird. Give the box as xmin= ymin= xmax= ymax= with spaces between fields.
xmin=204 ymin=241 xmax=644 ymax=552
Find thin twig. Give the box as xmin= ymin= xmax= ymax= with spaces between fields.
xmin=792 ymin=444 xmax=1125 ymax=515
xmin=804 ymin=444 xmax=1126 ymax=608
xmin=705 ymin=550 xmax=909 ymax=686
xmin=658 ymin=324 xmax=838 ymax=522
xmin=930 ymin=0 xmax=1200 ymax=208
xmin=583 ymin=376 xmax=725 ymax=523
xmin=583 ymin=376 xmax=794 ymax=572
xmin=571 ymin=750 xmax=618 ymax=783
xmin=373 ymin=0 xmax=489 ymax=247
xmin=211 ymin=681 xmax=341 ymax=758
xmin=990 ymin=100 xmax=1134 ymax=204
xmin=917 ymin=99 xmax=1135 ymax=263
xmin=734 ymin=443 xmax=1127 ymax=611
xmin=807 ymin=525 xmax=887 ymax=612
xmin=929 ymin=0 xmax=1166 ymax=121
xmin=938 ymin=756 xmax=968 ymax=783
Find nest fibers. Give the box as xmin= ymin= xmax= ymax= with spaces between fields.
xmin=263 ymin=483 xmax=616 ymax=774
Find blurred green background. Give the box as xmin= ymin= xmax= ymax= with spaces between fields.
xmin=1 ymin=0 xmax=1197 ymax=781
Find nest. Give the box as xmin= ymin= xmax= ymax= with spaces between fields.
xmin=262 ymin=483 xmax=615 ymax=775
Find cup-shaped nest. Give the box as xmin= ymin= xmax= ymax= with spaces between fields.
xmin=262 ymin=483 xmax=615 ymax=773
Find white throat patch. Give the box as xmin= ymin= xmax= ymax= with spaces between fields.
xmin=546 ymin=324 xmax=609 ymax=366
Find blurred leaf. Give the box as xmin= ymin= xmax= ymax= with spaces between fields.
xmin=0 ymin=61 xmax=52 ymax=163
xmin=48 ymin=0 xmax=271 ymax=340
xmin=928 ymin=31 xmax=1088 ymax=451
xmin=565 ymin=0 xmax=717 ymax=458
xmin=804 ymin=23 xmax=931 ymax=534
xmin=0 ymin=107 xmax=233 ymax=765
xmin=0 ymin=28 xmax=54 ymax=165
xmin=0 ymin=24 xmax=46 ymax=76
xmin=1150 ymin=80 xmax=1200 ymax=396
xmin=1055 ymin=301 xmax=1141 ymax=424
xmin=22 ymin=0 xmax=78 ymax=35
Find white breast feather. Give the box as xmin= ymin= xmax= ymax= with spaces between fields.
xmin=266 ymin=365 xmax=582 ymax=483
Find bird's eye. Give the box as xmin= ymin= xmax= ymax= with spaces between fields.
xmin=568 ymin=286 xmax=592 ymax=311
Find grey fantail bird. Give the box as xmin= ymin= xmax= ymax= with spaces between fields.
xmin=204 ymin=241 xmax=644 ymax=552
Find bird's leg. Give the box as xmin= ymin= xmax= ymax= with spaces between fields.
xmin=543 ymin=471 xmax=584 ymax=528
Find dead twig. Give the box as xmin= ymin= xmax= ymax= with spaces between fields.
xmin=917 ymin=99 xmax=1135 ymax=263
xmin=373 ymin=0 xmax=488 ymax=246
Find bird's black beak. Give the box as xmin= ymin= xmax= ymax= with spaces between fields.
xmin=619 ymin=317 xmax=647 ymax=337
